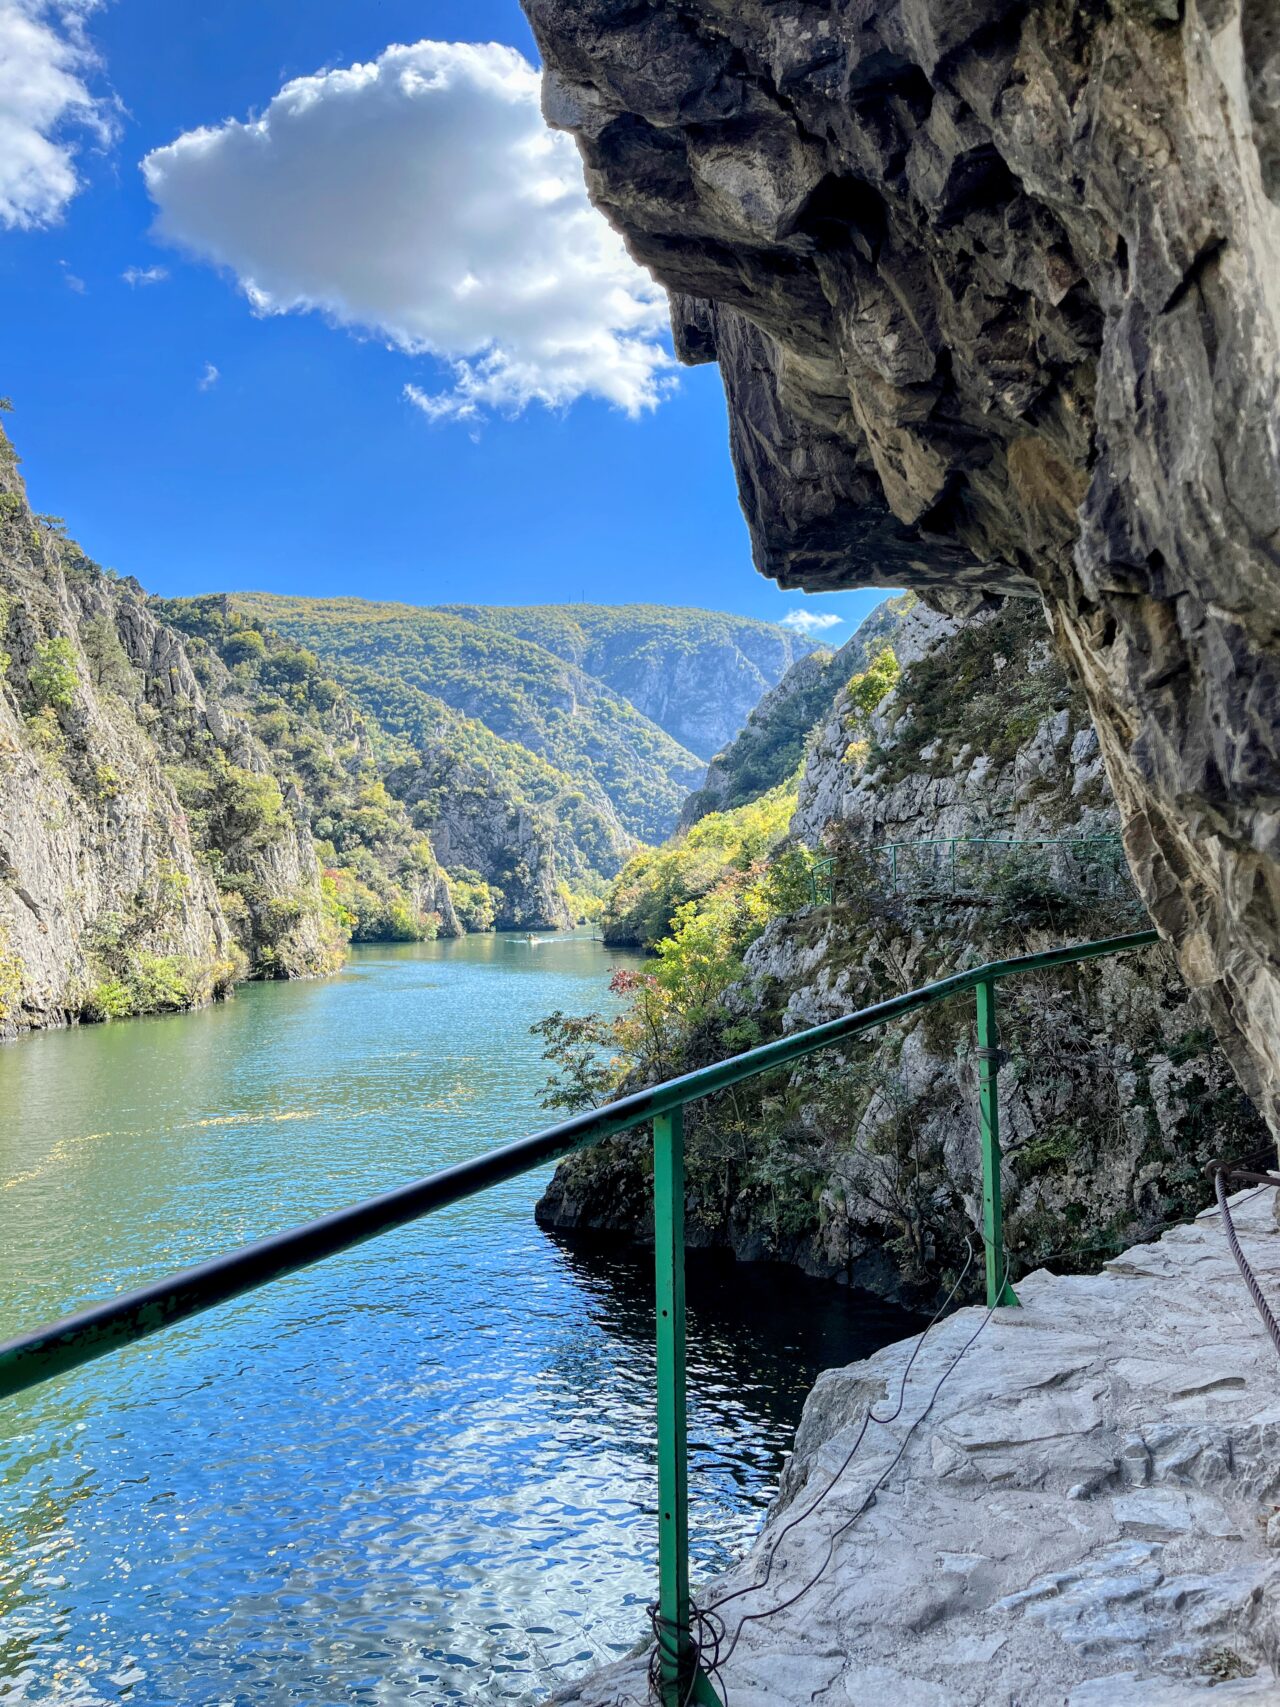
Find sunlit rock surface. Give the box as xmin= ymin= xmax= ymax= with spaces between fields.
xmin=0 ymin=446 xmax=333 ymax=1035
xmin=539 ymin=599 xmax=1268 ymax=1301
xmin=523 ymin=0 xmax=1280 ymax=1139
xmin=555 ymin=1188 xmax=1280 ymax=1704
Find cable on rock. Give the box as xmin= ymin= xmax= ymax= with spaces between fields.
xmin=644 ymin=1235 xmax=1005 ymax=1701
xmin=642 ymin=1150 xmax=1280 ymax=1704
xmin=1208 ymin=1155 xmax=1280 ymax=1361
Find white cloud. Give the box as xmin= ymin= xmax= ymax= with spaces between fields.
xmin=141 ymin=40 xmax=674 ymax=420
xmin=0 ymin=0 xmax=114 ymax=228
xmin=780 ymin=609 xmax=844 ymax=634
xmin=197 ymin=361 xmax=219 ymax=390
xmin=122 ymin=263 xmax=167 ymax=286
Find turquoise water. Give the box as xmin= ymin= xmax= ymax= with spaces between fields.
xmin=0 ymin=934 xmax=915 ymax=1703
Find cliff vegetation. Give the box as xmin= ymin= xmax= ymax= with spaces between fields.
xmin=231 ymin=593 xmax=805 ymax=845
xmin=537 ymin=600 xmax=1268 ymax=1306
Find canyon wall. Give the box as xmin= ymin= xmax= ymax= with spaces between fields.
xmin=539 ymin=603 xmax=1269 ymax=1302
xmin=523 ymin=0 xmax=1280 ymax=1135
xmin=0 ymin=434 xmax=335 ymax=1037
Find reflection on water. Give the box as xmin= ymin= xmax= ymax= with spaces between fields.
xmin=0 ymin=934 xmax=918 ymax=1703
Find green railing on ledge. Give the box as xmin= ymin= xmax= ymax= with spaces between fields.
xmin=0 ymin=927 xmax=1160 ymax=1706
xmin=810 ymin=833 xmax=1132 ymax=908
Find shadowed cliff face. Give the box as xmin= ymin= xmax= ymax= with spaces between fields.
xmin=523 ymin=0 xmax=1280 ymax=1136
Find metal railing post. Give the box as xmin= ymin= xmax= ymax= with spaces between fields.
xmin=653 ymin=1107 xmax=693 ymax=1704
xmin=976 ymin=979 xmax=1019 ymax=1309
xmin=653 ymin=1107 xmax=722 ymax=1707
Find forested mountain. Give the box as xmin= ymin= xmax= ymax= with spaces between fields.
xmin=153 ymin=597 xmax=465 ymax=942
xmin=232 ymin=594 xmax=808 ymax=839
xmin=434 ymin=603 xmax=816 ymax=758
xmin=159 ymin=596 xmax=634 ymax=925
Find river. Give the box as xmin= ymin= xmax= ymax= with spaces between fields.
xmin=0 ymin=933 xmax=917 ymax=1704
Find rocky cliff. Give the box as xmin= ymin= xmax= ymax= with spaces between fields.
xmin=523 ymin=0 xmax=1280 ymax=1139
xmin=539 ymin=600 xmax=1267 ymax=1303
xmin=156 ymin=597 xmax=463 ymax=945
xmin=0 ymin=433 xmax=335 ymax=1037
xmin=682 ymin=591 xmax=912 ymax=826
xmin=387 ymin=746 xmax=575 ymax=931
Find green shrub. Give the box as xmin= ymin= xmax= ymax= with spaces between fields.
xmin=603 ymin=777 xmax=797 ymax=948
xmin=217 ymin=764 xmax=291 ymax=849
xmin=83 ymin=949 xmax=231 ymax=1022
xmin=83 ymin=978 xmax=133 ymax=1021
xmin=29 ymin=636 xmax=78 ymax=710
xmin=156 ymin=859 xmax=190 ymax=902
xmin=224 ymin=627 xmax=267 ymax=664
xmin=382 ymin=898 xmax=437 ymax=941
xmin=80 ymin=616 xmax=137 ymax=699
xmin=0 ymin=925 xmax=23 ymax=1021
xmin=450 ymin=867 xmax=500 ymax=932
xmin=841 ymin=646 xmax=900 ymax=766
xmin=126 ymin=953 xmax=197 ymax=1012
xmin=24 ymin=705 xmax=66 ymax=758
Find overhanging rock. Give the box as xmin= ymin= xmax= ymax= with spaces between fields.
xmin=523 ymin=0 xmax=1280 ymax=1141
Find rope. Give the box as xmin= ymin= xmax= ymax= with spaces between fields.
xmin=645 ymin=1600 xmax=729 ymax=1706
xmin=706 ymin=1247 xmax=1010 ymax=1673
xmin=1213 ymin=1163 xmax=1280 ymax=1361
xmin=644 ymin=1238 xmax=1004 ymax=1701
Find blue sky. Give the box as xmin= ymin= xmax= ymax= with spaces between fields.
xmin=0 ymin=1 xmax=891 ymax=640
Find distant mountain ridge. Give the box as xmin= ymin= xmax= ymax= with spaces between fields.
xmin=230 ymin=594 xmax=816 ymax=844
xmin=681 ymin=593 xmax=914 ymax=827
xmin=432 ymin=603 xmax=817 ymax=759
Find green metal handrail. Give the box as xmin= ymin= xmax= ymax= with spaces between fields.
xmin=0 ymin=927 xmax=1159 ymax=1705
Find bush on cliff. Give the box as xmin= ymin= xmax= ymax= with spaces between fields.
xmin=602 ymin=778 xmax=801 ymax=949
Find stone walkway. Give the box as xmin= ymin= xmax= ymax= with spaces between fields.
xmin=556 ymin=1190 xmax=1280 ymax=1705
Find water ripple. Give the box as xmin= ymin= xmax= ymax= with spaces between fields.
xmin=0 ymin=937 xmax=917 ymax=1703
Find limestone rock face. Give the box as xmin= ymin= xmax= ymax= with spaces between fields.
xmin=0 ymin=446 xmax=334 ymax=1036
xmin=0 ymin=573 xmax=233 ymax=1034
xmin=387 ymin=747 xmax=575 ymax=931
xmin=439 ymin=602 xmax=817 ymax=764
xmin=523 ymin=0 xmax=1280 ymax=1136
xmin=111 ymin=603 xmax=333 ymax=980
xmin=553 ymin=1188 xmax=1280 ymax=1704
xmin=540 ymin=602 xmax=1268 ymax=1300
xmin=579 ymin=629 xmax=808 ymax=761
xmin=682 ymin=592 xmax=913 ymax=827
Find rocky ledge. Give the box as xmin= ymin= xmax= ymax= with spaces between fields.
xmin=557 ymin=1188 xmax=1280 ymax=1705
